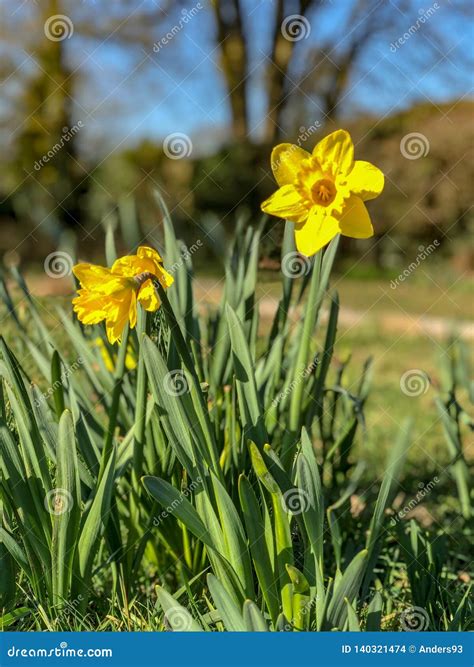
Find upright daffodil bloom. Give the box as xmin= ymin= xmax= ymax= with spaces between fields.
xmin=72 ymin=246 xmax=173 ymax=344
xmin=261 ymin=130 xmax=384 ymax=256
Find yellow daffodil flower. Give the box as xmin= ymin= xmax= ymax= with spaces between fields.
xmin=261 ymin=129 xmax=384 ymax=257
xmin=72 ymin=246 xmax=174 ymax=344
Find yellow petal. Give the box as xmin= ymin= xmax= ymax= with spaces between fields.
xmin=137 ymin=246 xmax=163 ymax=263
xmin=270 ymin=143 xmax=311 ymax=187
xmin=294 ymin=206 xmax=340 ymax=257
xmin=137 ymin=279 xmax=161 ymax=312
xmin=338 ymin=195 xmax=374 ymax=238
xmin=112 ymin=255 xmax=144 ymax=277
xmin=73 ymin=263 xmax=114 ymax=289
xmin=128 ymin=291 xmax=137 ymax=329
xmin=112 ymin=247 xmax=172 ymax=287
xmin=73 ymin=263 xmax=131 ymax=296
xmin=261 ymin=185 xmax=309 ymax=223
xmin=346 ymin=161 xmax=384 ymax=201
xmin=155 ymin=266 xmax=174 ymax=289
xmin=72 ymin=289 xmax=108 ymax=324
xmin=105 ymin=294 xmax=132 ymax=344
xmin=313 ymin=130 xmax=354 ymax=177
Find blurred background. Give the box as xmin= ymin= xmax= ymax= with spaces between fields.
xmin=0 ymin=0 xmax=473 ymax=465
xmin=1 ymin=0 xmax=473 ymax=267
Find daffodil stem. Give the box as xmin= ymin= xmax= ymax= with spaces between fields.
xmin=99 ymin=324 xmax=130 ymax=481
xmin=286 ymin=236 xmax=340 ymax=461
xmin=287 ymin=252 xmax=322 ymax=441
xmin=132 ymin=308 xmax=149 ymax=484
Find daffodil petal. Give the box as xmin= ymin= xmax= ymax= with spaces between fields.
xmin=129 ymin=291 xmax=137 ymax=329
xmin=111 ymin=255 xmax=144 ymax=277
xmin=313 ymin=130 xmax=354 ymax=177
xmin=346 ymin=161 xmax=384 ymax=201
xmin=261 ymin=185 xmax=308 ymax=223
xmin=137 ymin=246 xmax=163 ymax=263
xmin=156 ymin=267 xmax=174 ymax=289
xmin=270 ymin=143 xmax=311 ymax=187
xmin=72 ymin=290 xmax=108 ymax=324
xmin=137 ymin=279 xmax=161 ymax=312
xmin=338 ymin=195 xmax=374 ymax=238
xmin=106 ymin=296 xmax=131 ymax=344
xmin=73 ymin=263 xmax=114 ymax=289
xmin=294 ymin=206 xmax=340 ymax=257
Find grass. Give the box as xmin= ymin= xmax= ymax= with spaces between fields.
xmin=1 ymin=211 xmax=472 ymax=633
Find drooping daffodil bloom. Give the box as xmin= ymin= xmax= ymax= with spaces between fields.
xmin=261 ymin=130 xmax=384 ymax=256
xmin=73 ymin=246 xmax=173 ymax=344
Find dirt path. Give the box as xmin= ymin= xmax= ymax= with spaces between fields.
xmin=193 ymin=278 xmax=474 ymax=340
xmin=20 ymin=275 xmax=474 ymax=340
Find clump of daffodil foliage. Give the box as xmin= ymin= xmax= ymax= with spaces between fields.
xmin=0 ymin=132 xmax=471 ymax=632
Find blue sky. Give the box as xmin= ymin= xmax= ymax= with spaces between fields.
xmin=6 ymin=0 xmax=473 ymax=157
